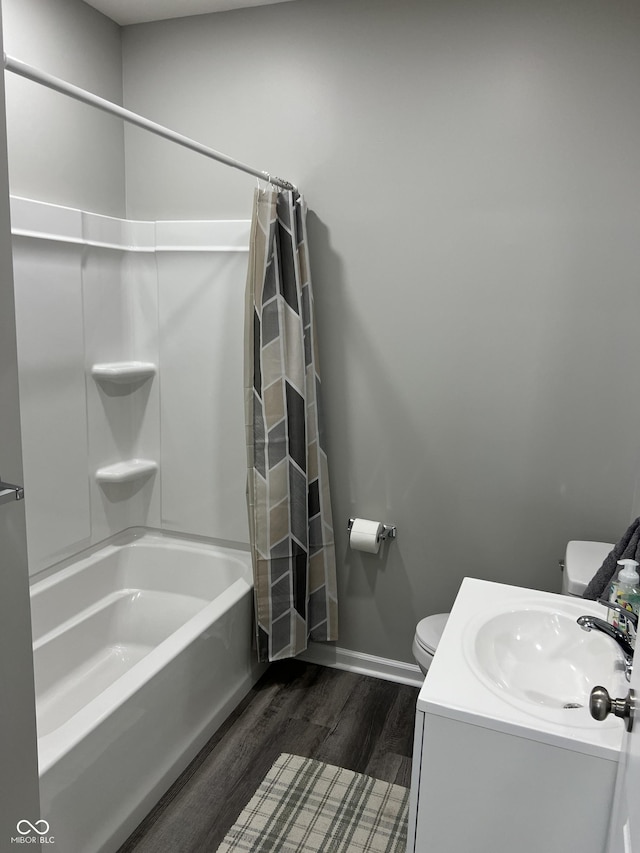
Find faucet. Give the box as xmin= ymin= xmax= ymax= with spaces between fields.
xmin=577 ymin=613 xmax=635 ymax=680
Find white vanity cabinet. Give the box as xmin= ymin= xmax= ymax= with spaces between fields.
xmin=407 ymin=578 xmax=625 ymax=853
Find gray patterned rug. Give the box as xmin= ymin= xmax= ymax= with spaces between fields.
xmin=217 ymin=753 xmax=409 ymax=853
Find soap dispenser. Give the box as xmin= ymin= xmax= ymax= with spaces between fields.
xmin=608 ymin=558 xmax=640 ymax=639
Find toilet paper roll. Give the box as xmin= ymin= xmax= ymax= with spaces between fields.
xmin=349 ymin=518 xmax=384 ymax=554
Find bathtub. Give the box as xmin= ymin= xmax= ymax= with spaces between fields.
xmin=30 ymin=528 xmax=264 ymax=853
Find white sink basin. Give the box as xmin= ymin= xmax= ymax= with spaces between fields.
xmin=463 ymin=599 xmax=627 ymax=726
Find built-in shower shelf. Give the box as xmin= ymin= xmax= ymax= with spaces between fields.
xmin=95 ymin=459 xmax=158 ymax=485
xmin=91 ymin=361 xmax=157 ymax=385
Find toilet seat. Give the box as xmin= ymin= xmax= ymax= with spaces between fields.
xmin=415 ymin=613 xmax=449 ymax=655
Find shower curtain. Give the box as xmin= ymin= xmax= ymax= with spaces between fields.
xmin=244 ymin=188 xmax=338 ymax=662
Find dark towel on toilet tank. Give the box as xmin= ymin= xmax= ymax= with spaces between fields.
xmin=583 ymin=517 xmax=640 ymax=600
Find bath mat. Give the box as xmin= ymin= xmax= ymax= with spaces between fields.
xmin=217 ymin=753 xmax=409 ymax=853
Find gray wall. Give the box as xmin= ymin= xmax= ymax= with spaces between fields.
xmin=2 ymin=0 xmax=125 ymax=216
xmin=3 ymin=0 xmax=639 ymax=665
xmin=122 ymin=0 xmax=640 ymax=662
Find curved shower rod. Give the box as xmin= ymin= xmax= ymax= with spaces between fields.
xmin=3 ymin=52 xmax=296 ymax=192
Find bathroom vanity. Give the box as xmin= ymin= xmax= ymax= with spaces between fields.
xmin=407 ymin=578 xmax=626 ymax=853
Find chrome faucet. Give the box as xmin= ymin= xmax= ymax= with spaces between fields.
xmin=577 ymin=614 xmax=634 ymax=680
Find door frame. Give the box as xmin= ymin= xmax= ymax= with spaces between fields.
xmin=0 ymin=8 xmax=40 ymax=846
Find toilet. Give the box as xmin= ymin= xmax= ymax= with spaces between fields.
xmin=412 ymin=612 xmax=450 ymax=676
xmin=560 ymin=539 xmax=613 ymax=596
xmin=412 ymin=539 xmax=614 ymax=676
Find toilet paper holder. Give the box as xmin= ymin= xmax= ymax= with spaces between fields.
xmin=347 ymin=517 xmax=397 ymax=541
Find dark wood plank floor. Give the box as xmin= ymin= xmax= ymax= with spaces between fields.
xmin=117 ymin=661 xmax=419 ymax=853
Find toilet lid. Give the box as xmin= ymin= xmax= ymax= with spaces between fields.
xmin=415 ymin=613 xmax=449 ymax=654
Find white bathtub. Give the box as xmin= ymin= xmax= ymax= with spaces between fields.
xmin=30 ymin=528 xmax=264 ymax=853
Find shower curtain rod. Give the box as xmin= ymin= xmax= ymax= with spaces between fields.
xmin=3 ymin=53 xmax=296 ymax=192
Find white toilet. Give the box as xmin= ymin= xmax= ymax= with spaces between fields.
xmin=412 ymin=612 xmax=449 ymax=676
xmin=560 ymin=539 xmax=613 ymax=597
xmin=411 ymin=539 xmax=614 ymax=676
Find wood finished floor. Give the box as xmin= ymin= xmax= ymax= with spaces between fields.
xmin=117 ymin=660 xmax=419 ymax=853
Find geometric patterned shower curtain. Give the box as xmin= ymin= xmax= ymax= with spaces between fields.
xmin=244 ymin=187 xmax=338 ymax=662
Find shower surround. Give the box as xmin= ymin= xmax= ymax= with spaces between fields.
xmin=11 ymin=195 xmax=252 ymax=573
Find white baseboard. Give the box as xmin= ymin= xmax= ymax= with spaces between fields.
xmin=297 ymin=642 xmax=425 ymax=688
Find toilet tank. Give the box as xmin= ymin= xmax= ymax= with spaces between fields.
xmin=562 ymin=540 xmax=614 ymax=596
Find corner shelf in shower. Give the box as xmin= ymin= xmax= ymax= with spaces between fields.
xmin=91 ymin=361 xmax=157 ymax=385
xmin=95 ymin=459 xmax=158 ymax=485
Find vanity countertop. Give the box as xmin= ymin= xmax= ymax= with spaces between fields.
xmin=418 ymin=577 xmax=626 ymax=760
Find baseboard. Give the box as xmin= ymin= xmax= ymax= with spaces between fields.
xmin=297 ymin=642 xmax=425 ymax=688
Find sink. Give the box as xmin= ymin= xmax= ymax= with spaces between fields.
xmin=463 ymin=601 xmax=627 ymax=725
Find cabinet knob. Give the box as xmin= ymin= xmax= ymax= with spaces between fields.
xmin=589 ymin=686 xmax=635 ymax=732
